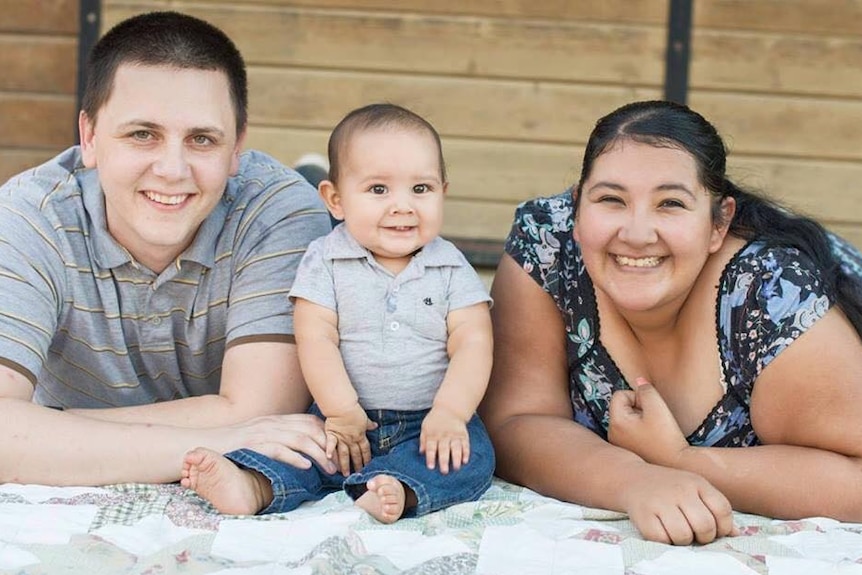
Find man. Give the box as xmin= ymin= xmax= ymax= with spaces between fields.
xmin=0 ymin=11 xmax=335 ymax=485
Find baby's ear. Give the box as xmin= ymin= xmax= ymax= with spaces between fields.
xmin=318 ymin=180 xmax=344 ymax=220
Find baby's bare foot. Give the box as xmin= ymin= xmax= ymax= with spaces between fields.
xmin=181 ymin=447 xmax=271 ymax=515
xmin=355 ymin=474 xmax=407 ymax=524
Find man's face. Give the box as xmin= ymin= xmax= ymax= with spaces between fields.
xmin=80 ymin=64 xmax=245 ymax=273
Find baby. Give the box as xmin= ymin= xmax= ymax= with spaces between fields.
xmin=181 ymin=103 xmax=495 ymax=523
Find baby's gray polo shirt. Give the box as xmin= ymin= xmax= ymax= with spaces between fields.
xmin=289 ymin=225 xmax=491 ymax=411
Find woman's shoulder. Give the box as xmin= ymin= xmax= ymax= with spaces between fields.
xmin=503 ymin=191 xmax=578 ymax=291
xmin=511 ymin=191 xmax=575 ymax=233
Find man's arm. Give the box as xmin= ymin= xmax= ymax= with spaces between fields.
xmin=0 ymin=361 xmax=330 ymax=485
xmin=67 ymin=341 xmax=311 ymax=427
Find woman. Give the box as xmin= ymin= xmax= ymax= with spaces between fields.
xmin=480 ymin=100 xmax=862 ymax=546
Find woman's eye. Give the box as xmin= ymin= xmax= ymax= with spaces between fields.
xmin=660 ymin=199 xmax=686 ymax=208
xmin=598 ymin=195 xmax=623 ymax=204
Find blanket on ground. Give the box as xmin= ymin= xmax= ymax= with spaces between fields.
xmin=1 ymin=478 xmax=860 ymax=574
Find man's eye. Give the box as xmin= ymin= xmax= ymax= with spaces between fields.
xmin=370 ymin=185 xmax=387 ymax=194
xmin=131 ymin=131 xmax=152 ymax=141
xmin=192 ymin=135 xmax=213 ymax=146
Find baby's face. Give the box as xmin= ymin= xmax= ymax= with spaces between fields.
xmin=334 ymin=126 xmax=447 ymax=272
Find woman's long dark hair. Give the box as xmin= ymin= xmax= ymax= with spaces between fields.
xmin=574 ymin=100 xmax=862 ymax=336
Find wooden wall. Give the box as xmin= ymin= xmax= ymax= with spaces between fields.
xmin=3 ymin=1 xmax=861 ymax=255
xmin=0 ymin=0 xmax=78 ymax=180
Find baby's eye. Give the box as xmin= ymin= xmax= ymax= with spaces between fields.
xmin=413 ymin=184 xmax=430 ymax=194
xmin=369 ymin=185 xmax=387 ymax=195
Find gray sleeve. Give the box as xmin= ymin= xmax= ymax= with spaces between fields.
xmin=288 ymin=236 xmax=337 ymax=311
xmin=447 ymin=251 xmax=493 ymax=312
xmin=225 ymin=151 xmax=332 ymax=342
xmin=0 ymin=189 xmax=66 ymax=380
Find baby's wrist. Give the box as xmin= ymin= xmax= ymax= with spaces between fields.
xmin=430 ymin=401 xmax=470 ymax=422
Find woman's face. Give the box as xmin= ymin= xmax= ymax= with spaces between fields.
xmin=574 ymin=140 xmax=731 ymax=316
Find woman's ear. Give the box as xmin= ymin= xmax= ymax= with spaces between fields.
xmin=709 ymin=196 xmax=737 ymax=253
xmin=318 ymin=180 xmax=344 ymax=221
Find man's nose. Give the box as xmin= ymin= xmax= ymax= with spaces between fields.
xmin=152 ymin=140 xmax=191 ymax=181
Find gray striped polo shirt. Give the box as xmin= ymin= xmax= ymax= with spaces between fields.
xmin=0 ymin=146 xmax=331 ymax=408
xmin=289 ymin=225 xmax=492 ymax=411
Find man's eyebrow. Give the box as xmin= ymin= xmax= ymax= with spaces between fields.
xmin=116 ymin=121 xmax=226 ymax=138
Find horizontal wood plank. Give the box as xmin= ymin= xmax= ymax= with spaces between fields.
xmin=695 ymin=0 xmax=862 ymax=37
xmin=690 ymin=92 xmax=862 ymax=161
xmin=0 ymin=0 xmax=78 ymax=34
xmin=0 ymin=36 xmax=77 ymax=94
xmin=245 ymin=126 xmax=579 ymax=203
xmin=113 ymin=0 xmax=668 ymax=24
xmin=0 ymin=95 xmax=76 ymax=149
xmin=728 ymin=157 xmax=862 ymax=225
xmin=247 ymin=68 xmax=659 ymax=144
xmin=691 ymin=31 xmax=862 ymax=98
xmin=104 ymin=5 xmax=666 ymax=86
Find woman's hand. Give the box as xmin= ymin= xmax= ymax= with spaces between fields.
xmin=609 ymin=377 xmax=690 ymax=467
xmin=621 ymin=462 xmax=737 ymax=545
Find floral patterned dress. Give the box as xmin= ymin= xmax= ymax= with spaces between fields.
xmin=504 ymin=192 xmax=862 ymax=447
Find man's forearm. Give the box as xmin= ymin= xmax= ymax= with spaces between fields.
xmin=0 ymin=398 xmax=219 ymax=485
xmin=67 ymin=393 xmax=255 ymax=427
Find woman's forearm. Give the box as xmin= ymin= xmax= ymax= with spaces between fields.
xmin=676 ymin=443 xmax=862 ymax=520
xmin=492 ymin=413 xmax=648 ymax=512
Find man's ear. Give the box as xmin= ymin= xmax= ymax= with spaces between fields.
xmin=318 ymin=180 xmax=344 ymax=220
xmin=229 ymin=128 xmax=247 ymax=176
xmin=78 ymin=111 xmax=97 ymax=168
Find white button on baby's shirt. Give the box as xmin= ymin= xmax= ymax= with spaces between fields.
xmin=390 ymin=321 xmax=400 ymax=331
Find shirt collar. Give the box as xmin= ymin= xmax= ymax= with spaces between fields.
xmin=323 ymin=223 xmax=464 ymax=268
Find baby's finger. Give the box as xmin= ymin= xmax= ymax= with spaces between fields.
xmin=437 ymin=442 xmax=451 ymax=474
xmin=325 ymin=433 xmax=338 ymax=460
xmin=424 ymin=440 xmax=438 ymax=470
xmin=336 ymin=441 xmax=352 ymax=476
xmin=450 ymin=441 xmax=463 ymax=471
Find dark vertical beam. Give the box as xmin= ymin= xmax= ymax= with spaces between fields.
xmin=76 ymin=0 xmax=101 ymax=143
xmin=664 ymin=0 xmax=693 ymax=105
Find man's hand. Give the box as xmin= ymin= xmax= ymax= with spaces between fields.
xmin=224 ymin=413 xmax=337 ymax=474
xmin=420 ymin=406 xmax=470 ymax=474
xmin=324 ymin=403 xmax=376 ymax=476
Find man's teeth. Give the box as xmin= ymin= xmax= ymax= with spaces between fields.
xmin=144 ymin=191 xmax=187 ymax=205
xmin=615 ymin=255 xmax=662 ymax=268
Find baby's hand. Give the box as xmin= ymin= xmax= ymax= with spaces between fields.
xmin=420 ymin=407 xmax=470 ymax=474
xmin=325 ymin=403 xmax=375 ymax=476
